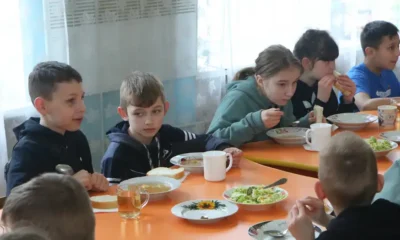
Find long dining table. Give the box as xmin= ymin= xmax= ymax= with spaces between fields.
xmin=241 ymin=110 xmax=399 ymax=175
xmin=94 ymin=159 xmax=317 ymax=240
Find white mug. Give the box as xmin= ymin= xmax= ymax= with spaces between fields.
xmin=305 ymin=123 xmax=332 ymax=151
xmin=203 ymin=151 xmax=233 ymax=182
xmin=378 ymin=105 xmax=397 ymax=128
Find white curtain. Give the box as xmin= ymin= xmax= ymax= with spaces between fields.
xmin=198 ymin=0 xmax=400 ymax=80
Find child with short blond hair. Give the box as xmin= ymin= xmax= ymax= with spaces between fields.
xmin=287 ymin=131 xmax=400 ymax=239
xmin=101 ymin=71 xmax=242 ymax=183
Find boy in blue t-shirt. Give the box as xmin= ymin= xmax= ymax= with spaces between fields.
xmin=346 ymin=21 xmax=400 ymax=111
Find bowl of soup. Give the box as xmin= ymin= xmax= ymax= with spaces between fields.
xmin=119 ymin=176 xmax=181 ymax=201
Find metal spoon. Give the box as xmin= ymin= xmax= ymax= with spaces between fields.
xmin=265 ymin=229 xmax=288 ymax=238
xmin=247 ymin=178 xmax=288 ymax=195
xmin=55 ymin=164 xmax=74 ymax=176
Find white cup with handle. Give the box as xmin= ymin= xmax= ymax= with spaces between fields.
xmin=203 ymin=151 xmax=233 ymax=182
xmin=305 ymin=123 xmax=332 ymax=151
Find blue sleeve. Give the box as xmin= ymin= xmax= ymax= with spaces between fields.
xmin=162 ymin=125 xmax=232 ymax=152
xmin=101 ymin=143 xmax=137 ymax=184
xmin=6 ymin=145 xmax=40 ymax=195
xmin=348 ymin=69 xmax=370 ymax=96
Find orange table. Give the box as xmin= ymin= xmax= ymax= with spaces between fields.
xmin=94 ymin=160 xmax=317 ymax=240
xmin=242 ymin=111 xmax=399 ymax=174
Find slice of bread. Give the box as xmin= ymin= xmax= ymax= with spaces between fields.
xmin=313 ymin=105 xmax=324 ymax=123
xmin=147 ymin=167 xmax=184 ymax=179
xmin=333 ymin=71 xmax=351 ymax=96
xmin=90 ymin=195 xmax=118 ymax=209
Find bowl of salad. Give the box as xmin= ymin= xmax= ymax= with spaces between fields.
xmin=365 ymin=136 xmax=398 ymax=158
xmin=223 ymin=185 xmax=288 ymax=211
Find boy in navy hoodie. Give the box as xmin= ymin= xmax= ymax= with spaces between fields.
xmin=5 ymin=61 xmax=108 ymax=195
xmin=101 ymin=71 xmax=242 ymax=183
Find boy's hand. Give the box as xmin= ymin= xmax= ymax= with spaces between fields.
xmin=336 ymin=75 xmax=356 ymax=104
xmin=261 ymin=108 xmax=284 ymax=129
xmin=223 ymin=147 xmax=243 ymax=168
xmin=73 ymin=170 xmax=92 ymax=190
xmin=287 ymin=201 xmax=315 ymax=240
xmin=91 ymin=173 xmax=109 ymax=192
xmin=299 ymin=197 xmax=333 ymax=228
xmin=317 ymin=75 xmax=335 ymax=103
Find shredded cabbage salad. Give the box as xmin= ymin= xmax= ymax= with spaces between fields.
xmin=230 ymin=186 xmax=286 ymax=204
xmin=366 ymin=137 xmax=392 ymax=151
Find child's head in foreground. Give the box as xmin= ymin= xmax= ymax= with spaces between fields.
xmin=293 ymin=29 xmax=339 ymax=80
xmin=118 ymin=71 xmax=168 ymax=144
xmin=29 ymin=61 xmax=86 ymax=134
xmin=1 ymin=173 xmax=95 ymax=240
xmin=361 ymin=20 xmax=399 ymax=70
xmin=0 ymin=226 xmax=49 ymax=240
xmin=316 ymin=131 xmax=384 ymax=210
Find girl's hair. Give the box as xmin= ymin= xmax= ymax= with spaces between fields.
xmin=293 ymin=29 xmax=339 ymax=62
xmin=234 ymin=45 xmax=303 ymax=81
xmin=233 ymin=67 xmax=255 ymax=81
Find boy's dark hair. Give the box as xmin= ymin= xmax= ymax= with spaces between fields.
xmin=319 ymin=131 xmax=377 ymax=208
xmin=0 ymin=226 xmax=49 ymax=240
xmin=293 ymin=29 xmax=339 ymax=63
xmin=28 ymin=61 xmax=82 ymax=103
xmin=120 ymin=71 xmax=165 ymax=109
xmin=233 ymin=67 xmax=255 ymax=81
xmin=244 ymin=44 xmax=303 ymax=81
xmin=2 ymin=173 xmax=95 ymax=240
xmin=361 ymin=21 xmax=399 ymax=55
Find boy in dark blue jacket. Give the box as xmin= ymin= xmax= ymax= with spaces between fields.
xmin=101 ymin=71 xmax=242 ymax=184
xmin=5 ymin=61 xmax=108 ymax=195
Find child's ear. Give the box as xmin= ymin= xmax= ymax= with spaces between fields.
xmin=376 ymin=173 xmax=385 ymax=193
xmin=365 ymin=47 xmax=374 ymax=57
xmin=34 ymin=97 xmax=47 ymax=115
xmin=117 ymin=106 xmax=129 ymax=121
xmin=255 ymin=75 xmax=264 ymax=88
xmin=164 ymin=101 xmax=170 ymax=115
xmin=301 ymin=57 xmax=312 ymax=71
xmin=314 ymin=181 xmax=326 ymax=200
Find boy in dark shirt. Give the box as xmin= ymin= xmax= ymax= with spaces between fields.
xmin=5 ymin=61 xmax=108 ymax=195
xmin=101 ymin=71 xmax=242 ymax=183
xmin=287 ymin=132 xmax=400 ymax=240
xmin=291 ymin=29 xmax=356 ymax=119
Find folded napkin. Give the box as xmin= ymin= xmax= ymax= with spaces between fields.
xmin=374 ymin=160 xmax=400 ymax=204
xmin=93 ymin=207 xmax=118 ymax=213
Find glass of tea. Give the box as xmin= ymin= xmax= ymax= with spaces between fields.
xmin=117 ymin=184 xmax=150 ymax=219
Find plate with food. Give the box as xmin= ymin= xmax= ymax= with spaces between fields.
xmin=119 ymin=175 xmax=181 ymax=201
xmin=223 ymin=185 xmax=288 ymax=211
xmin=327 ymin=113 xmax=377 ymax=130
xmin=171 ymin=199 xmax=238 ymax=224
xmin=365 ymin=136 xmax=398 ymax=158
xmin=248 ymin=220 xmax=322 ymax=239
xmin=170 ymin=153 xmax=203 ymax=173
xmin=380 ymin=131 xmax=400 ymax=143
xmin=266 ymin=127 xmax=309 ymax=145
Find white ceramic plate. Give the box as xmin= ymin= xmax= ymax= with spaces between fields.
xmin=327 ymin=113 xmax=377 ymax=130
xmin=119 ymin=176 xmax=181 ymax=201
xmin=171 ymin=199 xmax=238 ymax=224
xmin=170 ymin=152 xmax=203 ymax=173
xmin=248 ymin=220 xmax=321 ymax=239
xmin=266 ymin=127 xmax=308 ymax=145
xmin=380 ymin=131 xmax=400 ymax=143
xmin=223 ymin=186 xmax=288 ymax=211
xmin=364 ymin=138 xmax=398 ymax=158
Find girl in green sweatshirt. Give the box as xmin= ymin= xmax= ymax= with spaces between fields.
xmin=207 ymin=45 xmax=314 ymax=146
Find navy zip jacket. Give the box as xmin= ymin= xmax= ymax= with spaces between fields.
xmin=101 ymin=121 xmax=232 ymax=184
xmin=5 ymin=118 xmax=93 ymax=195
